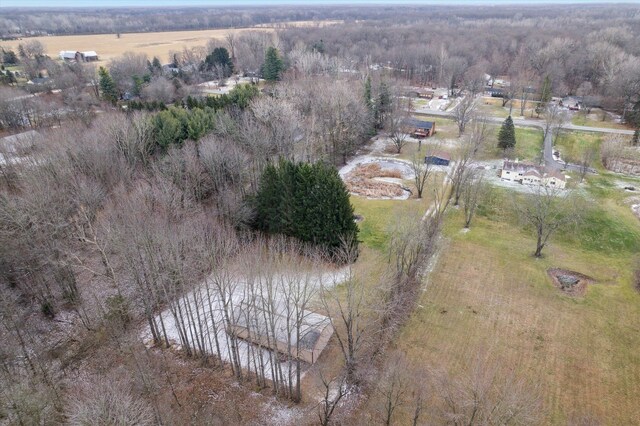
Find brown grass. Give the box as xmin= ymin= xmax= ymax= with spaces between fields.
xmin=346 ymin=179 xmax=406 ymax=198
xmin=381 ymin=212 xmax=640 ymax=424
xmin=1 ymin=27 xmax=273 ymax=63
xmin=349 ymin=163 xmax=402 ymax=180
xmin=344 ymin=163 xmax=407 ymax=198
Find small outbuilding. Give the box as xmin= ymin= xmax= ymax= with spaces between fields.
xmin=403 ymin=118 xmax=436 ymax=138
xmin=229 ymin=299 xmax=334 ymax=365
xmin=425 ymin=152 xmax=451 ymax=166
xmin=81 ymin=51 xmax=99 ymax=62
xmin=59 ymin=50 xmax=80 ymax=61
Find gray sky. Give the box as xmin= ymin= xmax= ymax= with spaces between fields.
xmin=0 ymin=0 xmax=633 ymax=7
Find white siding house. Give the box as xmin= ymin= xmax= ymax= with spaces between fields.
xmin=500 ymin=160 xmax=566 ymax=189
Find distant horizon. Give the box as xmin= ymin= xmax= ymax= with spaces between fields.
xmin=1 ymin=0 xmax=635 ymax=8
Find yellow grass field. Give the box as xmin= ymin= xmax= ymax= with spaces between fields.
xmin=0 ymin=28 xmax=274 ymax=63
xmin=370 ymin=204 xmax=640 ymax=424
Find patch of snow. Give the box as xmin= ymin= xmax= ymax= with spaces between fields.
xmin=141 ymin=265 xmax=349 ymax=381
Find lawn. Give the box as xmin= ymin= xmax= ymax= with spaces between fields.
xmin=482 ymin=125 xmax=544 ymax=161
xmin=349 ymin=176 xmax=440 ymax=251
xmin=358 ymin=175 xmax=640 ymax=424
xmin=572 ymin=111 xmax=632 ymax=130
xmin=555 ymin=131 xmax=604 ymax=167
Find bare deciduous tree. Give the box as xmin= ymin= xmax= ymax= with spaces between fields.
xmin=514 ymin=185 xmax=579 ymax=257
xmin=462 ymin=170 xmax=486 ymax=229
xmin=321 ymin=238 xmax=365 ymax=384
xmin=317 ymin=372 xmax=347 ymax=426
xmin=411 ymin=146 xmax=437 ymax=199
xmin=66 ymin=376 xmax=155 ymax=426
xmin=453 ymin=94 xmax=477 ymax=136
xmin=433 ymin=352 xmax=542 ymax=425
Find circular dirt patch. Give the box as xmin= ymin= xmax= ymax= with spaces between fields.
xmin=344 ymin=162 xmax=412 ymax=199
xmin=547 ymin=268 xmax=595 ymax=297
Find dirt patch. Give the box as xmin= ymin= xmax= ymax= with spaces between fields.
xmin=344 ymin=162 xmax=411 ymax=199
xmin=547 ymin=268 xmax=595 ymax=297
xmin=350 ymin=163 xmax=402 ymax=180
xmin=346 ymin=178 xmax=407 ymax=199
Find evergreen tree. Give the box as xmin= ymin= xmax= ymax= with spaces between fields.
xmin=227 ymin=83 xmax=259 ymax=109
xmin=364 ymin=75 xmax=373 ymax=111
xmin=98 ymin=66 xmax=118 ymax=105
xmin=151 ymin=56 xmax=162 ymax=71
xmin=203 ymin=47 xmax=234 ymax=77
xmin=2 ymin=49 xmax=18 ymax=65
xmin=261 ymin=47 xmax=284 ymax=82
xmin=536 ymin=75 xmax=552 ymax=117
xmin=153 ymin=113 xmax=181 ymax=149
xmin=498 ymin=115 xmax=516 ymax=151
xmin=632 ymin=129 xmax=639 ymax=147
xmin=374 ymin=81 xmax=392 ymax=129
xmin=253 ymin=160 xmax=358 ymax=255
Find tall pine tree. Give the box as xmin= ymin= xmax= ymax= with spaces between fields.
xmin=535 ymin=75 xmax=552 ymax=117
xmin=98 ymin=67 xmax=118 ymax=105
xmin=261 ymin=47 xmax=284 ymax=82
xmin=498 ymin=115 xmax=516 ymax=152
xmin=364 ymin=75 xmax=373 ymax=111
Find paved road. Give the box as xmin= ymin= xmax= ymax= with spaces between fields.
xmin=412 ymin=106 xmax=634 ymax=173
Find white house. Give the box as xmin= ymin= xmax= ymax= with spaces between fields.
xmin=522 ymin=169 xmax=542 ymax=186
xmin=542 ymin=170 xmax=567 ymax=189
xmin=500 ymin=160 xmax=566 ymax=189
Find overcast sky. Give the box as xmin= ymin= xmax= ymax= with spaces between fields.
xmin=0 ymin=0 xmax=632 ymax=7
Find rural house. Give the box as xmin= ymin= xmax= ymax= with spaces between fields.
xmin=403 ymin=117 xmax=436 ymax=138
xmin=500 ymin=160 xmax=566 ymax=189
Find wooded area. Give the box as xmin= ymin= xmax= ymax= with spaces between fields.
xmin=1 ymin=3 xmax=640 ymax=425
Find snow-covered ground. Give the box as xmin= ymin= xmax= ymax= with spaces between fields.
xmin=197 ymin=77 xmax=262 ymax=94
xmin=141 ymin=264 xmax=350 ymax=380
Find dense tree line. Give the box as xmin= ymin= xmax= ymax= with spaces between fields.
xmin=4 ymin=4 xmax=631 ymax=424
xmin=253 ymin=160 xmax=358 ymax=254
xmin=278 ymin=5 xmax=640 ymax=116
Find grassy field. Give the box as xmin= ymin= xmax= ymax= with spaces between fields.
xmin=555 ymin=132 xmax=604 ymax=167
xmin=395 ymin=213 xmax=639 ymax=423
xmin=482 ymin=125 xmax=544 ymax=161
xmin=353 ymin=164 xmax=640 ymax=424
xmin=0 ymin=27 xmax=273 ymax=63
xmin=313 ymin=123 xmax=640 ymax=424
xmin=478 ymin=97 xmax=539 ymax=119
xmin=572 ymin=111 xmax=632 ymax=130
xmin=350 ymin=175 xmax=442 ymax=251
